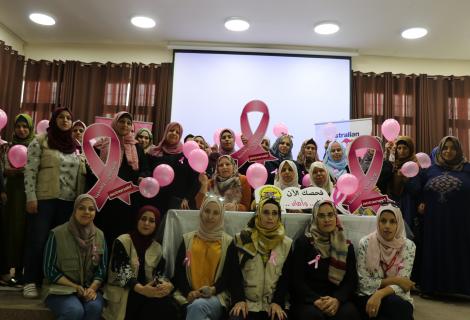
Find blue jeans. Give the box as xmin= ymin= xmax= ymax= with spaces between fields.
xmin=186 ymin=296 xmax=224 ymax=320
xmin=45 ymin=292 xmax=104 ymax=320
xmin=23 ymin=199 xmax=73 ymax=284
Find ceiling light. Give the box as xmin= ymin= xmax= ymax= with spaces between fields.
xmin=131 ymin=16 xmax=156 ymax=29
xmin=401 ymin=27 xmax=428 ymax=39
xmin=314 ymin=22 xmax=340 ymax=35
xmin=225 ymin=18 xmax=250 ymax=32
xmin=29 ymin=13 xmax=56 ymax=26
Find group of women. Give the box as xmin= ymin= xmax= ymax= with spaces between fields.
xmin=0 ymin=107 xmax=467 ymax=319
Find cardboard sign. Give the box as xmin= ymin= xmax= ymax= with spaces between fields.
xmin=254 ymin=185 xmax=283 ymax=204
xmin=281 ymin=187 xmax=330 ymax=210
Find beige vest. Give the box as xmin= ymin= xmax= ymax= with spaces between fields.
xmin=173 ymin=231 xmax=233 ymax=307
xmin=45 ymin=222 xmax=105 ymax=298
xmin=102 ymin=234 xmax=162 ymax=320
xmin=240 ymin=236 xmax=292 ymax=312
xmin=35 ymin=134 xmax=86 ymax=200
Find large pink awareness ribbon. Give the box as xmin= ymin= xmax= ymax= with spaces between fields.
xmin=332 ymin=136 xmax=384 ymax=213
xmin=83 ymin=123 xmax=139 ymax=211
xmin=231 ymin=100 xmax=277 ymax=167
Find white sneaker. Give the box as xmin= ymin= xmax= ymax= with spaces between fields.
xmin=23 ymin=283 xmax=39 ymax=298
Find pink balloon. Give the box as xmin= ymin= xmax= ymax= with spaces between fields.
xmin=153 ymin=164 xmax=175 ymax=187
xmin=416 ymin=152 xmax=432 ymax=169
xmin=401 ymin=161 xmax=419 ymax=178
xmin=302 ymin=174 xmax=311 ymax=187
xmin=0 ymin=109 xmax=7 ymax=131
xmin=235 ymin=132 xmax=243 ymax=148
xmin=381 ymin=118 xmax=400 ymax=141
xmin=322 ymin=122 xmax=337 ymax=141
xmin=213 ymin=128 xmax=223 ymax=145
xmin=139 ymin=177 xmax=160 ymax=198
xmin=37 ymin=120 xmax=49 ymax=134
xmin=8 ymin=145 xmax=27 ymax=168
xmin=273 ymin=123 xmax=289 ymax=138
xmin=246 ymin=163 xmax=268 ymax=189
xmin=336 ymin=173 xmax=359 ymax=196
xmin=183 ymin=141 xmax=199 ymax=158
xmin=188 ymin=149 xmax=209 ymax=173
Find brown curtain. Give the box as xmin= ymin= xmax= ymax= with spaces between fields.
xmin=353 ymin=72 xmax=470 ymax=159
xmin=0 ymin=41 xmax=24 ymax=138
xmin=154 ymin=63 xmax=173 ymax=142
xmin=22 ymin=59 xmax=64 ymax=125
xmin=103 ymin=62 xmax=131 ymax=116
xmin=128 ymin=62 xmax=173 ymax=142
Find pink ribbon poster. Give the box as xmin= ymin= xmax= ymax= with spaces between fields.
xmin=332 ymin=135 xmax=386 ymax=213
xmin=231 ymin=100 xmax=277 ymax=167
xmin=83 ymin=123 xmax=139 ymax=211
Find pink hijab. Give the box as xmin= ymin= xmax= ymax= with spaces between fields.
xmin=149 ymin=122 xmax=183 ymax=157
xmin=366 ymin=203 xmax=406 ymax=277
xmin=99 ymin=111 xmax=139 ymax=171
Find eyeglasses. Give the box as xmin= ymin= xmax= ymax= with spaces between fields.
xmin=317 ymin=212 xmax=336 ymax=220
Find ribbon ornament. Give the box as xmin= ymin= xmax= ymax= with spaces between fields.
xmin=83 ymin=123 xmax=139 ymax=211
xmin=231 ymin=100 xmax=277 ymax=167
xmin=269 ymin=251 xmax=278 ymax=266
xmin=308 ymin=254 xmax=321 ymax=269
xmin=331 ymin=136 xmax=384 ymax=213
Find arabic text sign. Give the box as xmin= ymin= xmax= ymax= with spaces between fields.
xmin=281 ymin=187 xmax=330 ymax=210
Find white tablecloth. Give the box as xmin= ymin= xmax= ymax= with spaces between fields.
xmin=161 ymin=210 xmax=376 ymax=277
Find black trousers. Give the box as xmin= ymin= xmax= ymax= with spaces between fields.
xmin=354 ymin=294 xmax=413 ymax=320
xmin=230 ymin=310 xmax=287 ymax=320
xmin=125 ymin=290 xmax=181 ymax=320
xmin=291 ymin=301 xmax=361 ymax=320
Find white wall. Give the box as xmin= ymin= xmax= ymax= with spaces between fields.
xmin=0 ymin=23 xmax=25 ymax=54
xmin=24 ymin=43 xmax=172 ymax=64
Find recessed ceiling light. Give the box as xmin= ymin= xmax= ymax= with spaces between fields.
xmin=314 ymin=22 xmax=340 ymax=35
xmin=29 ymin=13 xmax=55 ymax=26
xmin=131 ymin=16 xmax=156 ymax=29
xmin=225 ymin=18 xmax=250 ymax=32
xmin=401 ymin=27 xmax=428 ymax=39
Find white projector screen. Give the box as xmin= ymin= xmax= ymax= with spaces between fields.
xmin=171 ymin=50 xmax=351 ymax=157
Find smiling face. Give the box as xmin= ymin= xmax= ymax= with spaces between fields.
xmin=14 ymin=121 xmax=30 ymax=139
xmin=280 ymin=162 xmax=295 ymax=184
xmin=259 ymin=203 xmax=280 ymax=230
xmin=116 ymin=116 xmax=132 ymax=137
xmin=201 ymin=201 xmax=222 ymax=231
xmin=137 ymin=131 xmax=151 ymax=149
xmin=312 ymin=167 xmax=327 ymax=186
xmin=441 ymin=140 xmax=457 ymax=162
xmin=217 ymin=157 xmax=234 ymax=178
xmin=74 ymin=198 xmax=96 ymax=226
xmin=194 ymin=136 xmax=207 ymax=150
xmin=137 ymin=210 xmax=157 ymax=236
xmin=316 ymin=203 xmax=336 ymax=234
xmin=378 ymin=211 xmax=398 ymax=241
xmin=166 ymin=126 xmax=181 ymax=145
xmin=220 ymin=131 xmax=234 ymax=151
xmin=56 ymin=111 xmax=73 ymax=131
xmin=330 ymin=142 xmax=343 ymax=161
xmin=261 ymin=139 xmax=270 ymax=152
xmin=278 ymin=137 xmax=291 ymax=155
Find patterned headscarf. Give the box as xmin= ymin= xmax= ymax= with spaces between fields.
xmin=393 ymin=136 xmax=417 ymax=171
xmin=274 ymin=160 xmax=300 ymax=190
xmin=197 ymin=195 xmax=225 ymax=242
xmin=323 ymin=141 xmax=348 ymax=181
xmin=149 ymin=122 xmax=183 ymax=157
xmin=305 ymin=199 xmax=348 ymax=285
xmin=366 ymin=203 xmax=406 ymax=277
xmin=309 ymin=161 xmax=334 ymax=195
xmin=235 ymin=198 xmax=285 ymax=264
xmin=270 ymin=134 xmax=293 ymax=162
xmin=46 ymin=107 xmax=76 ymax=154
xmin=435 ymin=136 xmax=466 ymax=171
xmin=213 ymin=155 xmax=242 ymax=204
xmin=12 ymin=113 xmax=35 ymax=146
xmin=135 ymin=128 xmax=154 ymax=153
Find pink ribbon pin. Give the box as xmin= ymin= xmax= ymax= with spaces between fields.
xmin=179 ymin=156 xmax=185 ymax=164
xmin=308 ymin=254 xmax=321 ymax=269
xmin=184 ymin=251 xmax=191 ymax=267
xmin=83 ymin=123 xmax=139 ymax=211
xmin=269 ymin=251 xmax=277 ymax=266
xmin=332 ymin=136 xmax=383 ymax=213
xmin=231 ymin=100 xmax=277 ymax=167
